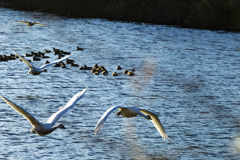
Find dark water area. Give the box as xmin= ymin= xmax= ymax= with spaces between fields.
xmin=0 ymin=7 xmax=240 ymax=159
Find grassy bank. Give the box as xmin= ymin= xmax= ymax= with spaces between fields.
xmin=1 ymin=0 xmax=240 ymax=31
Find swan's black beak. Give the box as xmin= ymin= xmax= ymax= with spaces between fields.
xmin=30 ymin=129 xmax=36 ymax=134
xmin=62 ymin=125 xmax=66 ymax=129
xmin=115 ymin=111 xmax=121 ymax=116
xmin=147 ymin=115 xmax=152 ymax=120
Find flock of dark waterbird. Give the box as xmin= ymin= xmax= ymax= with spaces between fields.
xmin=1 ymin=46 xmax=136 ymax=77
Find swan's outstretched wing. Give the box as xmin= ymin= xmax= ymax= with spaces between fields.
xmin=7 ymin=45 xmax=33 ymax=69
xmin=34 ymin=22 xmax=47 ymax=26
xmin=94 ymin=106 xmax=126 ymax=135
xmin=0 ymin=95 xmax=41 ymax=127
xmin=39 ymin=54 xmax=72 ymax=69
xmin=47 ymin=87 xmax=87 ymax=125
xmin=139 ymin=109 xmax=169 ymax=140
xmin=16 ymin=21 xmax=29 ymax=24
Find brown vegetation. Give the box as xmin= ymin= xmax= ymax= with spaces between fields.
xmin=1 ymin=0 xmax=240 ymax=31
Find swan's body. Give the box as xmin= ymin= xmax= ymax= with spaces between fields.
xmin=94 ymin=106 xmax=169 ymax=140
xmin=0 ymin=88 xmax=87 ymax=136
xmin=16 ymin=21 xmax=47 ymax=27
xmin=7 ymin=45 xmax=72 ymax=75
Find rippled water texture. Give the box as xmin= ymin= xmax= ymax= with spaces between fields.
xmin=0 ymin=7 xmax=240 ymax=159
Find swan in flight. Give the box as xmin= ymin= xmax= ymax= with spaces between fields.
xmin=94 ymin=106 xmax=169 ymax=140
xmin=0 ymin=88 xmax=87 ymax=136
xmin=7 ymin=45 xmax=72 ymax=75
xmin=16 ymin=21 xmax=47 ymax=27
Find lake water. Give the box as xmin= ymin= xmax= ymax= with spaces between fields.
xmin=0 ymin=7 xmax=240 ymax=159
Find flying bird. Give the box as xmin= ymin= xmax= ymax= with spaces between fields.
xmin=94 ymin=106 xmax=169 ymax=140
xmin=0 ymin=88 xmax=87 ymax=136
xmin=7 ymin=45 xmax=72 ymax=75
xmin=16 ymin=21 xmax=47 ymax=27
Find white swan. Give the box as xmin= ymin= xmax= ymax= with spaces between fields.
xmin=16 ymin=21 xmax=47 ymax=27
xmin=7 ymin=45 xmax=72 ymax=75
xmin=0 ymin=88 xmax=87 ymax=136
xmin=94 ymin=106 xmax=169 ymax=140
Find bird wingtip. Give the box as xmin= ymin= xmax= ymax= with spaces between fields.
xmin=94 ymin=129 xmax=99 ymax=135
xmin=162 ymin=134 xmax=169 ymax=141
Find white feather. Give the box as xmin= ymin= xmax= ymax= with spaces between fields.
xmin=0 ymin=88 xmax=87 ymax=136
xmin=7 ymin=45 xmax=72 ymax=75
xmin=94 ymin=106 xmax=168 ymax=140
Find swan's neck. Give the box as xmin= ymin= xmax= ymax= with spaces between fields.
xmin=53 ymin=124 xmax=66 ymax=130
xmin=52 ymin=126 xmax=60 ymax=130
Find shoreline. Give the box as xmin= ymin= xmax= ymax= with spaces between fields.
xmin=1 ymin=0 xmax=240 ymax=31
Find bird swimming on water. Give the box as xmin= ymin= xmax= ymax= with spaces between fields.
xmin=0 ymin=88 xmax=87 ymax=136
xmin=7 ymin=45 xmax=72 ymax=75
xmin=94 ymin=106 xmax=169 ymax=140
xmin=16 ymin=21 xmax=47 ymax=27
